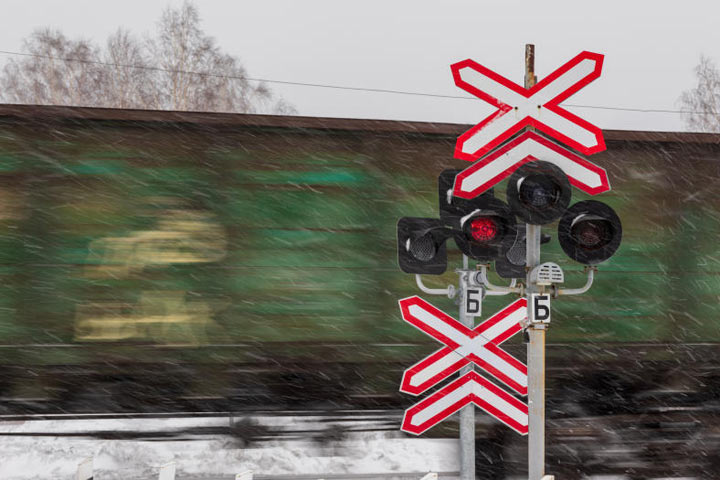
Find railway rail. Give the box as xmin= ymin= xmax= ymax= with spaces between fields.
xmin=189 ymin=473 xmax=459 ymax=480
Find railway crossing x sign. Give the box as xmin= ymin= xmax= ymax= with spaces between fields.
xmin=399 ymin=297 xmax=528 ymax=435
xmin=451 ymin=50 xmax=610 ymax=200
xmin=453 ymin=131 xmax=610 ymax=199
xmin=399 ymin=296 xmax=528 ymax=396
xmin=451 ymin=51 xmax=605 ymax=162
xmin=402 ymin=371 xmax=529 ymax=435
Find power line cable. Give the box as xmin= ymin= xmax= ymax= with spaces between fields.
xmin=0 ymin=49 xmax=703 ymax=115
xmin=0 ymin=50 xmax=472 ymax=100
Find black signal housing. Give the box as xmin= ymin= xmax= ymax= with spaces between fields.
xmin=507 ymin=161 xmax=571 ymax=225
xmin=558 ymin=200 xmax=622 ymax=265
xmin=397 ymin=217 xmax=451 ymax=274
xmin=453 ymin=196 xmax=517 ymax=262
xmin=495 ymin=227 xmax=553 ymax=279
xmin=438 ymin=169 xmax=494 ymax=226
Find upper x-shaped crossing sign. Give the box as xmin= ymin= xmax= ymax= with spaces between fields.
xmin=452 ymin=51 xmax=605 ymax=162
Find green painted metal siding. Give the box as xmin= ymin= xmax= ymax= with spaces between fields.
xmin=0 ymin=115 xmax=717 ymax=369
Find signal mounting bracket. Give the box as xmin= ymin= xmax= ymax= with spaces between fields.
xmin=556 ymin=266 xmax=597 ymax=297
xmin=529 ymin=262 xmax=564 ymax=286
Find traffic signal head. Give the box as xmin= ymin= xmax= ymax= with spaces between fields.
xmin=396 ymin=171 xmax=518 ymax=275
xmin=453 ymin=196 xmax=517 ymax=262
xmin=558 ymin=200 xmax=622 ymax=265
xmin=397 ymin=217 xmax=450 ymax=274
xmin=438 ymin=169 xmax=494 ymax=225
xmin=495 ymin=226 xmax=527 ymax=279
xmin=507 ymin=161 xmax=571 ymax=225
xmin=439 ymin=169 xmax=516 ymax=263
xmin=495 ymin=226 xmax=553 ymax=279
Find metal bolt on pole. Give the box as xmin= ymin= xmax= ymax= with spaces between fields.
xmin=458 ymin=254 xmax=475 ymax=480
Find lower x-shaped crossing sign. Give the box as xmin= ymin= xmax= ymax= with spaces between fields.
xmin=399 ymin=296 xmax=529 ymax=435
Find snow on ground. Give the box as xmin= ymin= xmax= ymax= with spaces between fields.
xmin=0 ymin=415 xmax=458 ymax=479
xmin=0 ymin=415 xmax=641 ymax=479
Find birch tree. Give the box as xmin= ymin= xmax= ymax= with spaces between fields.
xmin=0 ymin=1 xmax=294 ymax=114
xmin=680 ymin=56 xmax=720 ymax=132
xmin=1 ymin=29 xmax=104 ymax=107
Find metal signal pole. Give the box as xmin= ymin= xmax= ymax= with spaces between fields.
xmin=458 ymin=254 xmax=475 ymax=480
xmin=524 ymin=43 xmax=547 ymax=480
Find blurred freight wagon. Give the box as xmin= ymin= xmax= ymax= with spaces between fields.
xmin=0 ymin=104 xmax=719 ymax=476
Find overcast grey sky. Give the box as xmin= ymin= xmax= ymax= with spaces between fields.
xmin=1 ymin=0 xmax=716 ymax=132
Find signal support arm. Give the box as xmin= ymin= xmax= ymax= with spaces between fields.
xmin=415 ymin=265 xmax=592 ymax=298
xmin=556 ymin=267 xmax=596 ymax=296
xmin=473 ymin=265 xmax=520 ymax=296
xmin=415 ymin=274 xmax=456 ymax=298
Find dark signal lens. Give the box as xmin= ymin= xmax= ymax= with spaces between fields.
xmin=470 ymin=217 xmax=498 ymax=243
xmin=409 ymin=234 xmax=437 ymax=261
xmin=507 ymin=161 xmax=571 ymax=225
xmin=557 ymin=201 xmax=622 ymax=265
xmin=571 ymin=218 xmax=613 ymax=249
xmin=518 ymin=174 xmax=562 ymax=209
xmin=397 ymin=217 xmax=448 ymax=275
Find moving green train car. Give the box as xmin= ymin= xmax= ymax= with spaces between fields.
xmin=0 ymin=104 xmax=718 ymax=416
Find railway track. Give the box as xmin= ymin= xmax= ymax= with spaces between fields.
xmin=0 ymin=410 xmax=405 ymax=443
xmin=0 ymin=409 xmax=403 ymax=423
xmin=185 ymin=473 xmax=458 ymax=480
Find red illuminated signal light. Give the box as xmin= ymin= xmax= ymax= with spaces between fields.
xmin=470 ymin=217 xmax=498 ymax=243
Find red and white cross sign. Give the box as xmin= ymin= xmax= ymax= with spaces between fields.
xmin=451 ymin=51 xmax=605 ymax=162
xmin=453 ymin=130 xmax=610 ymax=199
xmin=399 ymin=296 xmax=528 ymax=396
xmin=402 ymin=371 xmax=529 ymax=436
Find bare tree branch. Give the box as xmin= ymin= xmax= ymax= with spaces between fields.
xmin=102 ymin=28 xmax=155 ymax=109
xmin=680 ymin=56 xmax=720 ymax=132
xmin=1 ymin=28 xmax=104 ymax=107
xmin=0 ymin=2 xmax=295 ymax=115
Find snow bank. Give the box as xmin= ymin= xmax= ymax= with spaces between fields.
xmin=0 ymin=416 xmax=457 ymax=479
